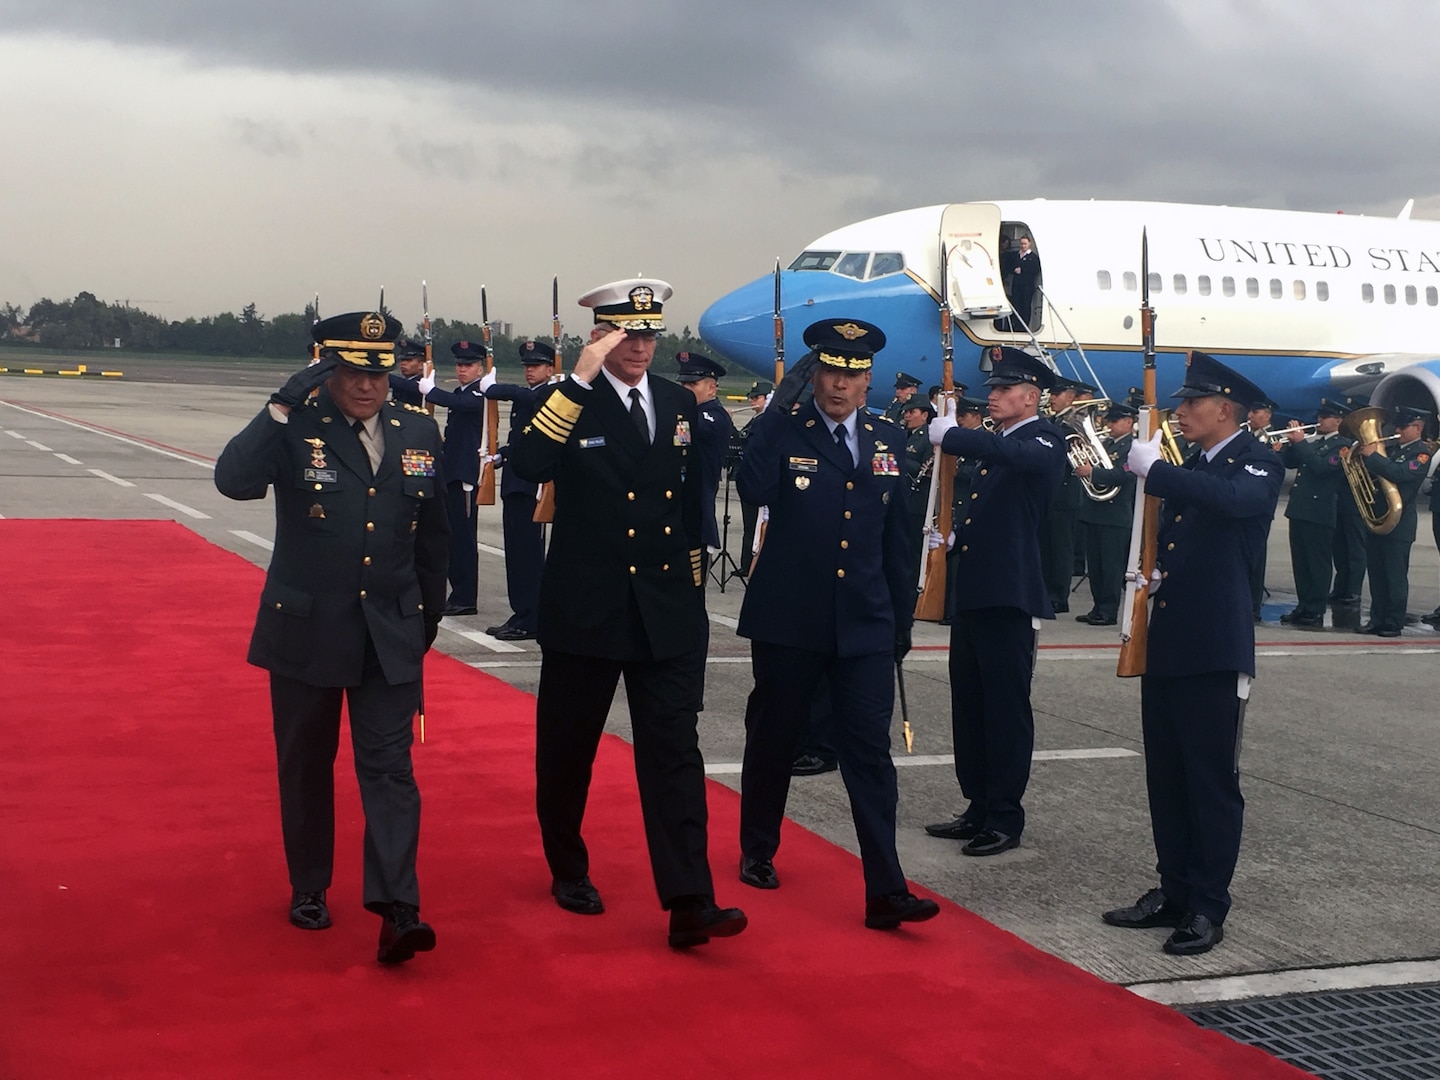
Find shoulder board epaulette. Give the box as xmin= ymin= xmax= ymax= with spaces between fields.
xmin=400 ymin=402 xmax=429 ymax=414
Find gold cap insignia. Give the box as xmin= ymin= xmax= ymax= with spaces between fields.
xmin=630 ymin=286 xmax=654 ymax=311
xmin=360 ymin=312 xmax=387 ymax=340
xmin=833 ymin=322 xmax=868 ymax=341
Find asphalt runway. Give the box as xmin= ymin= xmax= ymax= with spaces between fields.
xmin=4 ymin=358 xmax=1439 ymax=1004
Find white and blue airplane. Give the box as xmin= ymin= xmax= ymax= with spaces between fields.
xmin=698 ymin=200 xmax=1440 ymax=421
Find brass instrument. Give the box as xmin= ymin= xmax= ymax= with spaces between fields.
xmin=1339 ymin=406 xmax=1403 ymax=535
xmin=1055 ymin=398 xmax=1120 ymax=501
xmin=1261 ymin=421 xmax=1320 ymax=443
xmin=1156 ymin=409 xmax=1186 ymax=465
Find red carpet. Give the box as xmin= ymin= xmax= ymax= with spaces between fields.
xmin=0 ymin=520 xmax=1306 ymax=1079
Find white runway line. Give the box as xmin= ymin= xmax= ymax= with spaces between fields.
xmin=704 ymin=747 xmax=1137 ymax=775
xmin=54 ymin=453 xmax=83 ymax=465
xmin=708 ymin=612 xmax=739 ymax=628
xmin=1128 ymin=958 xmax=1440 ymax=1006
xmin=478 ymin=543 xmax=506 ymax=558
xmin=230 ymin=530 xmax=274 ymax=551
xmin=440 ymin=622 xmax=525 ymax=654
xmin=6 ymin=429 xmax=25 ymax=438
xmin=25 ymin=440 xmax=53 ymax=451
xmin=0 ymin=401 xmax=215 ymax=468
xmin=143 ymin=493 xmax=212 ymax=519
xmin=88 ymin=469 xmax=135 ymax=487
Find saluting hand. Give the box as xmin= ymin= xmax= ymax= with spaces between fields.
xmin=572 ymin=326 xmax=626 ymax=384
xmin=270 ymin=355 xmax=337 ymax=411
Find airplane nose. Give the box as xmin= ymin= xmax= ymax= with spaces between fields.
xmin=698 ymin=275 xmax=776 ymax=377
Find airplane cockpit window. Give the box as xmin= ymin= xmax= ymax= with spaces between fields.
xmin=1096 ymin=270 xmax=1112 ymax=290
xmin=833 ymin=252 xmax=870 ymax=280
xmin=789 ymin=250 xmax=841 ymax=271
xmin=867 ymin=252 xmax=904 ymax=279
xmin=1198 ymin=275 xmax=1212 ymax=296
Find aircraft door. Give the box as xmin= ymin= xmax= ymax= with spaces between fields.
xmin=940 ymin=204 xmax=1009 ymax=318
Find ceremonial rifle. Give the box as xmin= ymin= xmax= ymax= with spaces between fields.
xmin=476 ymin=286 xmax=498 ymax=505
xmin=773 ymin=257 xmax=785 ymax=388
xmin=533 ymin=275 xmax=560 ymax=523
xmin=1117 ymin=231 xmax=1159 ymax=677
xmin=309 ymin=293 xmax=321 ymax=366
xmin=421 ymin=280 xmax=435 ymax=416
xmin=914 ymin=236 xmax=957 ymax=622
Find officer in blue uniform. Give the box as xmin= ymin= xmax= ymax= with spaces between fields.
xmin=1355 ymin=406 xmax=1431 ymax=636
xmin=675 ymin=351 xmax=734 ymax=582
xmin=1103 ymin=350 xmax=1283 ymax=956
xmin=737 ymin=381 xmax=772 ymax=575
xmin=922 ymin=347 xmax=1066 ymax=856
xmin=1277 ymin=400 xmax=1349 ymax=628
xmin=387 ymin=338 xmax=427 ymax=399
xmin=478 ymin=340 xmax=556 ymax=640
xmin=940 ymin=397 xmax=990 ymax=626
xmin=901 ymin=398 xmax=936 ymax=549
xmin=215 ymin=311 xmax=448 ymax=964
xmin=735 ymin=318 xmax=938 ymax=931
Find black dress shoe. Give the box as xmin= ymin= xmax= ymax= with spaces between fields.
xmin=1279 ymin=609 xmax=1298 ymax=625
xmin=1102 ymin=887 xmax=1183 ymax=929
xmin=1163 ymin=913 xmax=1224 ymax=955
xmin=376 ymin=901 xmax=436 ymax=964
xmin=1075 ymin=611 xmax=1100 ymax=623
xmin=1289 ymin=613 xmax=1324 ymax=629
xmin=1052 ymin=602 xmax=1069 ymax=613
xmin=1087 ymin=616 xmax=1117 ymax=626
xmin=289 ymin=889 xmax=331 ymax=930
xmin=667 ymin=897 xmax=747 ymax=948
xmin=1331 ymin=594 xmax=1362 ymax=605
xmin=961 ymin=828 xmax=1019 ymax=856
xmin=443 ymin=604 xmax=478 ymax=617
xmin=1378 ymin=627 xmax=1402 ymax=638
xmin=484 ymin=621 xmax=513 ymax=635
xmin=738 ymin=856 xmax=779 ymax=890
xmin=865 ymin=891 xmax=941 ymax=930
xmin=791 ymin=753 xmax=838 ymax=776
xmin=1357 ymin=623 xmax=1382 ymax=635
xmin=924 ymin=816 xmax=983 ymax=840
xmin=551 ymin=876 xmax=605 ymax=915
xmin=492 ymin=625 xmax=535 ymax=641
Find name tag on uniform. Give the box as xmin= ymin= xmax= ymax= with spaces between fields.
xmin=401 ymin=449 xmax=436 ymax=477
xmin=304 ymin=468 xmax=338 ymax=483
xmin=788 ymin=457 xmax=818 ymax=472
xmin=673 ymin=419 xmax=691 ymax=446
xmin=581 ymin=436 xmax=606 ymax=448
xmin=871 ymin=452 xmax=899 ymax=476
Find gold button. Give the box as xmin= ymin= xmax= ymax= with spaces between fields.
xmin=274 ymin=602 xmax=283 ymax=610
xmin=369 ymin=487 xmax=377 ymax=496
xmin=1159 ymin=600 xmax=1167 ymax=608
xmin=1161 ymin=571 xmax=1169 ymax=579
xmin=840 ymin=540 xmax=849 ymax=549
xmin=971 ymin=493 xmax=978 ymax=500
xmin=366 ymin=522 xmax=375 ymax=532
xmin=1174 ymin=514 xmax=1182 ymax=522
xmin=844 ymin=511 xmax=852 ymax=519
xmin=627 ymin=529 xmax=636 ymax=538
xmin=359 ymin=590 xmax=367 ymax=599
xmin=964 ymin=517 xmax=972 ymax=525
xmin=662 ymin=563 xmax=670 ymax=571
xmin=1166 ymin=542 xmax=1174 ymax=550
xmin=664 ymin=526 xmax=672 ymax=535
xmin=665 ymin=490 xmax=673 ymax=499
xmin=846 ymin=481 xmax=854 ymax=490
xmin=960 ymin=545 xmax=969 ymax=552
xmin=981 ymin=468 xmax=988 ymax=476
xmin=836 ymin=569 xmax=845 ymax=578
xmin=314 ymin=483 xmax=322 ymax=491
xmin=627 ymin=491 xmax=636 ymax=501
xmin=363 ymin=556 xmax=372 ymax=566
xmin=629 ymin=566 xmax=637 ymax=574
xmin=417 ymin=491 xmax=424 ymax=498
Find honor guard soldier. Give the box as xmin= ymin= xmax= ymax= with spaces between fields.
xmin=676 ymin=351 xmax=735 ymax=581
xmin=1074 ymin=402 xmax=1137 ymax=626
xmin=882 ymin=370 xmax=921 ymax=425
xmin=924 ymin=348 xmax=1066 ymax=855
xmin=408 ymin=340 xmax=489 ymax=616
xmin=901 ymin=398 xmax=936 ymax=549
xmin=1277 ymin=400 xmax=1349 ymax=628
xmin=509 ymin=278 xmax=746 ymax=949
xmin=1104 ymin=351 xmax=1283 ymax=956
xmin=941 ymin=397 xmax=990 ymax=626
xmin=478 ymin=340 xmax=556 ymax=640
xmin=735 ymin=317 xmax=937 ymax=930
xmin=215 ymin=310 xmax=448 ymax=964
xmin=1353 ymin=406 xmax=1431 ymax=636
xmin=389 ymin=337 xmax=427 ymax=398
xmin=737 ymin=381 xmax=772 ymax=574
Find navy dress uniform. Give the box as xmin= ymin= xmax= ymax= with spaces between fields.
xmin=1040 ymin=379 xmax=1086 ymax=613
xmin=902 ymin=400 xmax=935 ymax=551
xmin=941 ymin=397 xmax=989 ymax=625
xmin=1077 ymin=403 xmax=1137 ymax=625
xmin=481 ymin=340 xmax=556 ymax=640
xmin=735 ymin=318 xmax=937 ymax=929
xmin=1358 ymin=407 xmax=1431 ymax=636
xmin=387 ymin=337 xmax=427 ymax=402
xmin=926 ymin=348 xmax=1067 ymax=853
xmin=1278 ymin=401 xmax=1349 ymax=627
xmin=675 ymin=351 xmax=735 ymax=575
xmin=1104 ymin=351 xmax=1283 ymax=956
xmin=882 ymin=370 xmax=922 ymax=425
xmin=214 ymin=310 xmax=448 ymax=963
xmin=509 ymin=278 xmax=745 ymax=947
xmin=420 ymin=340 xmax=490 ymax=615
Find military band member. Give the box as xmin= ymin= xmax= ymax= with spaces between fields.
xmin=1330 ymin=398 xmax=1368 ymax=607
xmin=509 ymin=278 xmax=746 ymax=949
xmin=1246 ymin=399 xmax=1279 ymax=620
xmin=1073 ymin=402 xmax=1136 ymax=626
xmin=1277 ymin=401 xmax=1348 ymax=629
xmin=901 ymin=398 xmax=935 ymax=553
xmin=676 ymin=351 xmax=735 ymax=582
xmin=1352 ymin=406 xmax=1431 ymax=637
xmin=738 ymin=380 xmax=772 ymax=575
xmin=1104 ymin=351 xmax=1282 ymax=956
xmin=214 ymin=311 xmax=448 ymax=964
xmin=1426 ymin=453 xmax=1440 ymax=628
xmin=923 ymin=348 xmax=1067 ymax=856
xmin=479 ymin=340 xmax=556 ymax=641
xmin=735 ymin=318 xmax=937 ymax=930
xmin=1040 ymin=378 xmax=1085 ymax=612
xmin=882 ymin=370 xmax=921 ymax=425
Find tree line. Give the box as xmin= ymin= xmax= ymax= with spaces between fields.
xmin=0 ymin=293 xmax=712 ymax=370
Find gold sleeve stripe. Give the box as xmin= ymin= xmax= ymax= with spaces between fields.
xmin=542 ymin=394 xmax=583 ymax=424
xmin=531 ymin=413 xmax=572 ymax=443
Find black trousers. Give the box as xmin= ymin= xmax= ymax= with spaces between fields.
xmin=1084 ymin=522 xmax=1127 ymax=621
xmin=1040 ymin=507 xmax=1077 ymax=609
xmin=1140 ymin=671 xmax=1245 ymax=925
xmin=535 ymin=647 xmax=714 ymax=908
xmin=1288 ymin=519 xmax=1335 ymax=617
xmin=1332 ymin=512 xmax=1367 ymax=599
xmin=269 ymin=636 xmax=420 ymax=912
xmin=444 ymin=481 xmax=478 ymax=607
xmin=1365 ymin=533 xmax=1414 ymax=632
xmin=948 ymin=606 xmax=1037 ymax=837
xmin=501 ymin=493 xmax=544 ymax=632
xmin=740 ymin=645 xmax=905 ymax=898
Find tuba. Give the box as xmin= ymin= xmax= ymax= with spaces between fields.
xmin=1055 ymin=399 xmax=1120 ymax=501
xmin=1339 ymin=406 xmax=1403 ymax=535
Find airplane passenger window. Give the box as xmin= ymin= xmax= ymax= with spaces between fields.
xmin=1428 ymin=287 xmax=1438 ymax=306
xmin=1123 ymin=271 xmax=1137 ymax=291
xmin=1317 ymin=281 xmax=1330 ymax=301
xmin=1173 ymin=275 xmax=1187 ymax=295
xmin=789 ymin=250 xmax=840 ymax=271
xmin=1405 ymin=285 xmax=1418 ymax=305
xmin=1097 ymin=270 xmax=1112 ymax=290
xmin=1293 ymin=280 xmax=1306 ymax=300
xmin=1148 ymin=272 xmax=1162 ymax=293
xmin=1269 ymin=279 xmax=1282 ymax=299
xmin=1384 ymin=284 xmax=1396 ymax=304
xmin=1362 ymin=284 xmax=1375 ymax=303
xmin=1246 ymin=278 xmax=1259 ymax=298
xmin=867 ymin=252 xmax=905 ymax=279
xmin=1198 ymin=275 xmax=1212 ymax=296
xmin=833 ymin=252 xmax=869 ymax=280
xmin=1222 ymin=277 xmax=1235 ymax=297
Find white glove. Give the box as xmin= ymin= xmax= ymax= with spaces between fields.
xmin=479 ymin=369 xmax=497 ymax=392
xmin=418 ymin=372 xmax=436 ymax=396
xmin=925 ymin=527 xmax=944 ymax=551
xmin=1127 ymin=431 xmax=1162 ymax=479
xmin=928 ymin=413 xmax=957 ymax=447
xmin=947 ymin=531 xmax=956 ymax=551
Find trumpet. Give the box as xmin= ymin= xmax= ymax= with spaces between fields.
xmin=1261 ymin=421 xmax=1321 ymax=442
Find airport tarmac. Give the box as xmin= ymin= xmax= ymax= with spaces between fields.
xmin=4 ymin=358 xmax=1439 ymax=1006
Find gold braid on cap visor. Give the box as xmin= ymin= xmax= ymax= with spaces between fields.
xmin=817 ymin=352 xmax=873 ymax=370
xmin=596 ymin=312 xmax=665 ymax=330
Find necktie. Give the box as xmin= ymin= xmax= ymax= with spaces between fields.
xmin=629 ymin=388 xmax=648 ymax=442
xmin=352 ymin=419 xmax=380 ymax=473
xmin=834 ymin=424 xmax=851 ymax=466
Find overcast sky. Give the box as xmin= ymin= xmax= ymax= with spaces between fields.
xmin=3 ymin=0 xmax=1438 ymax=336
